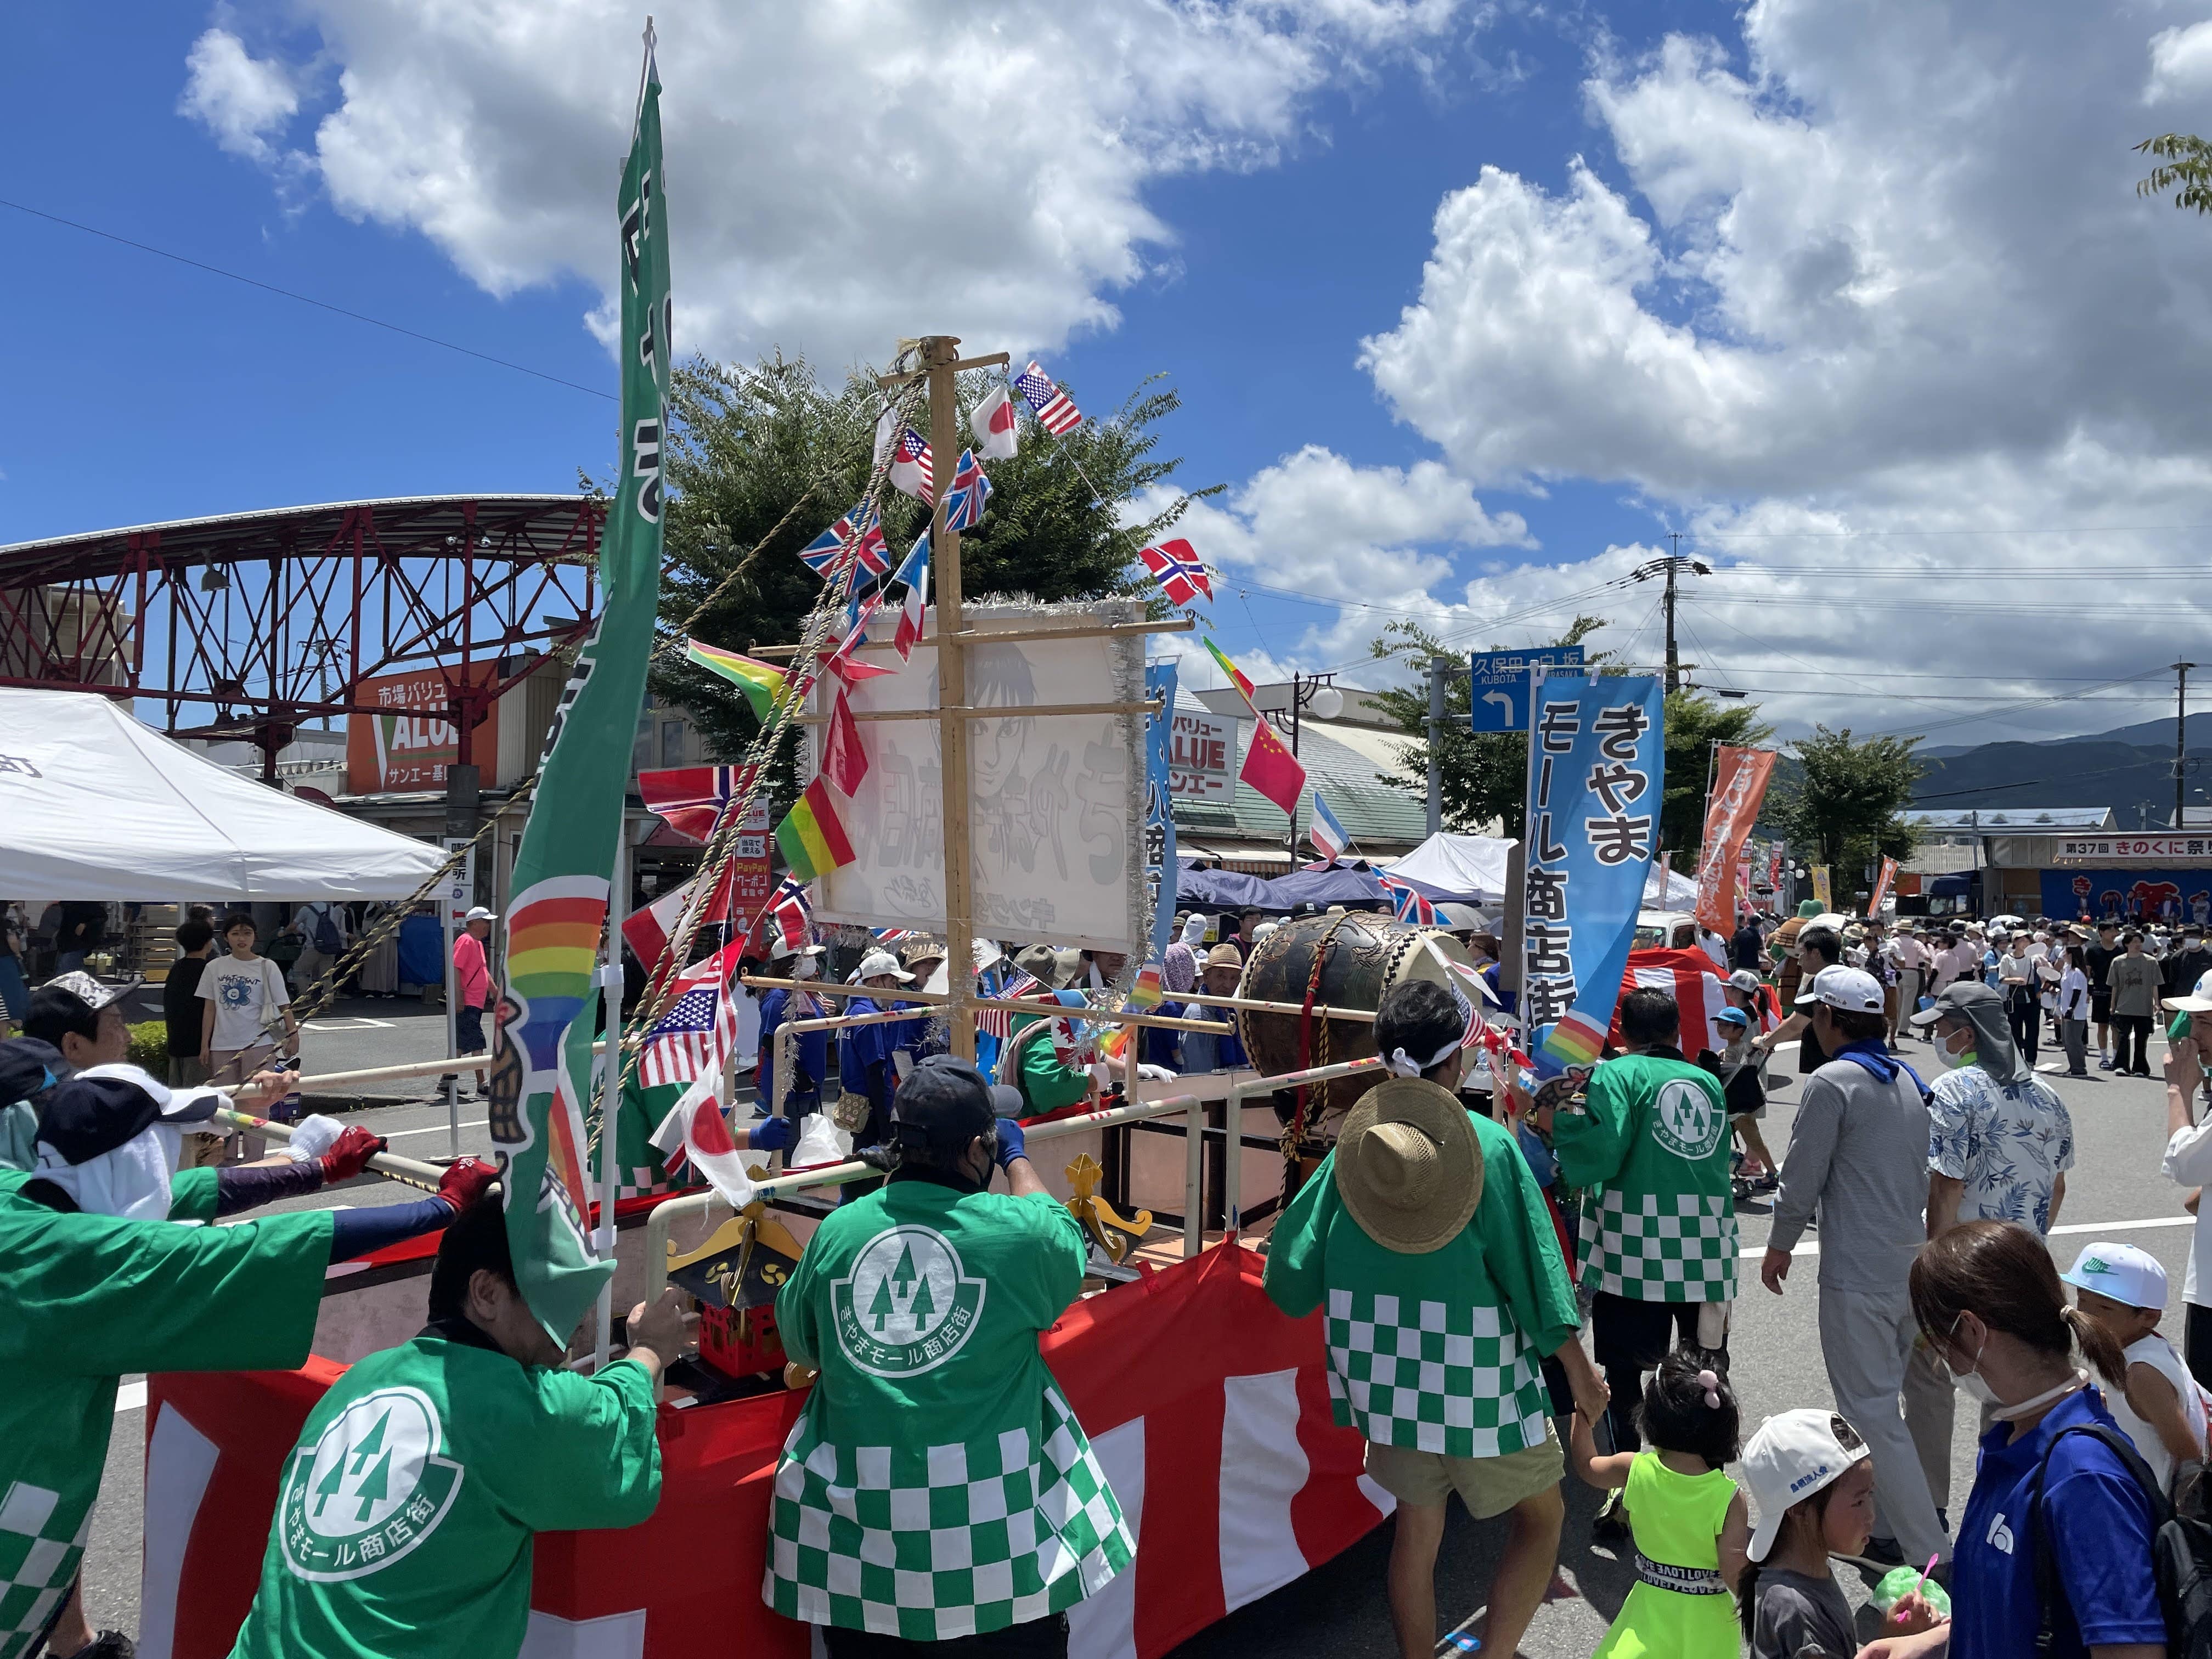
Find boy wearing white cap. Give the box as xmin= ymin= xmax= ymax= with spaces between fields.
xmin=2061 ymin=1240 xmax=2209 ymax=1492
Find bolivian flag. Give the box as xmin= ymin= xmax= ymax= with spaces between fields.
xmin=775 ymin=777 xmax=856 ymax=881
xmin=685 ymin=638 xmax=786 ymax=723
xmin=1204 ymin=636 xmax=1259 ymax=712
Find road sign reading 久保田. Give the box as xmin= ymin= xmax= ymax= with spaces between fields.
xmin=1469 ymin=647 xmax=1587 ymax=733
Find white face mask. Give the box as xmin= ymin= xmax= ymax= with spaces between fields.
xmin=789 ymin=957 xmax=819 ymax=981
xmin=1935 ymin=1026 xmax=1977 ymax=1070
xmin=1944 ymin=1313 xmax=2086 ymax=1418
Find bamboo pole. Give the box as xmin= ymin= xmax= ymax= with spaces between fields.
xmin=746 ymin=617 xmax=1193 ymax=659
xmin=740 ymin=977 xmax=1379 ymax=1024
xmin=789 ymin=699 xmax=1159 ymax=726
xmin=272 ymin=1041 xmax=610 ymax=1095
xmin=209 ymin=1107 xmax=457 ymax=1194
xmin=926 ymin=335 xmax=977 ymax=1060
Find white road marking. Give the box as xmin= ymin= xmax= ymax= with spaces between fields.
xmin=1745 ymin=1213 xmax=2196 ymax=1257
xmin=302 ymin=1017 xmax=397 ymax=1031
xmin=382 ymin=1119 xmax=489 ymax=1138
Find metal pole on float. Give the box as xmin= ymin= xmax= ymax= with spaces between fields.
xmin=591 ymin=813 xmax=633 ymax=1367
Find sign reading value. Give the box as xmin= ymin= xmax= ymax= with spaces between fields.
xmin=345 ymin=665 xmax=499 ymax=794
xmin=1166 ymin=707 xmax=1237 ymax=800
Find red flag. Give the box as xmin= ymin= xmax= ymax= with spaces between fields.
xmin=823 ymin=689 xmax=868 ymax=795
xmin=1239 ymin=717 xmax=1307 ymax=820
xmin=1692 ymin=746 xmax=1778 ymax=935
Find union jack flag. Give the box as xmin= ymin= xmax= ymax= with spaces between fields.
xmin=1137 ymin=538 xmax=1211 ymax=608
xmin=636 ymin=763 xmax=758 ymax=845
xmin=1379 ymin=874 xmax=1437 ymax=926
xmin=978 ymin=968 xmax=1043 ymax=1039
xmin=639 ymin=945 xmax=744 ymax=1092
xmin=943 ymin=448 xmax=992 ymax=533
xmin=798 ymin=502 xmax=889 ymax=580
xmin=1015 ymin=359 xmax=1082 ymax=435
xmin=872 ymin=927 xmax=916 ymax=949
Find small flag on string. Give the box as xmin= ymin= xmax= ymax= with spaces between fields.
xmin=1239 ymin=715 xmax=1306 ymax=820
xmin=892 ymin=533 xmax=930 ymax=663
xmin=820 ymin=591 xmax=896 ymax=689
xmin=1379 ymin=874 xmax=1437 ymax=926
xmin=643 ymin=945 xmax=758 ymax=1207
xmin=683 ymin=640 xmax=786 ymax=723
xmin=1099 ymin=964 xmax=1165 ymax=1060
xmin=822 ymin=688 xmax=869 ymax=796
xmin=775 ymin=777 xmax=857 ymax=882
xmin=978 ymin=968 xmax=1043 ymax=1039
xmin=969 ymin=382 xmax=1019 ymax=460
xmin=1015 ymin=359 xmax=1083 ymax=435
xmin=1138 ymin=538 xmax=1212 ymax=608
xmin=1307 ymin=791 xmax=1349 ymax=866
xmin=1203 ymin=636 xmax=1260 ymax=712
xmin=943 ymin=448 xmax=991 ymax=532
xmin=621 ymin=859 xmax=736 ymax=971
xmin=769 ymin=878 xmax=812 ymax=949
xmin=872 ymin=926 xmax=916 ymax=949
xmin=889 ymin=427 xmax=934 ymax=501
xmin=798 ymin=503 xmax=889 ymax=580
xmin=637 ymin=763 xmax=759 ymax=844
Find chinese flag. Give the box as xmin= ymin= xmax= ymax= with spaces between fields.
xmin=823 ymin=689 xmax=869 ymax=796
xmin=1240 ymin=718 xmax=1307 ymax=820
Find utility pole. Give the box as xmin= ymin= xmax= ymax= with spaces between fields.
xmin=1628 ymin=538 xmax=1711 ymax=696
xmin=2176 ymin=661 xmax=2196 ymax=833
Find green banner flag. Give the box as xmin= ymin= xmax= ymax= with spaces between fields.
xmin=484 ymin=41 xmax=670 ymax=1345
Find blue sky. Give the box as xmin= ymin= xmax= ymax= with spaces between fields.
xmin=8 ymin=1 xmax=2212 ymax=744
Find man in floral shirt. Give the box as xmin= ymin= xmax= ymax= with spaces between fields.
xmin=1903 ymin=979 xmax=2076 ymax=1519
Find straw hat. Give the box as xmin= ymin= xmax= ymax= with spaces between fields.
xmin=1333 ymin=1077 xmax=1483 ymax=1254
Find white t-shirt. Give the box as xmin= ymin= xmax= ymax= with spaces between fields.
xmin=198 ymin=953 xmax=292 ymax=1051
xmin=2058 ymin=967 xmax=2091 ymax=1022
xmin=2109 ymin=1331 xmax=2209 ymax=1493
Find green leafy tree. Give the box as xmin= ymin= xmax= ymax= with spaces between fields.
xmin=1368 ymin=617 xmax=1609 ymax=832
xmin=2137 ymin=134 xmax=2212 ymax=213
xmin=1658 ymin=692 xmax=1776 ymax=860
xmin=1767 ymin=725 xmax=1925 ymax=892
xmin=653 ymin=354 xmax=1215 ymax=771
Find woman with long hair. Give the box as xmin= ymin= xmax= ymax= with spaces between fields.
xmin=1863 ymin=1220 xmax=2166 ymax=1658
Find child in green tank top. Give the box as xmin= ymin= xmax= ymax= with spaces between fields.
xmin=1570 ymin=1353 xmax=1750 ymax=1658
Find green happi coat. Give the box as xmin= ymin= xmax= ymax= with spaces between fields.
xmin=1553 ymin=1051 xmax=1737 ymax=1302
xmin=1263 ymin=1109 xmax=1580 ymax=1456
xmin=0 ymin=1170 xmax=333 ymax=1659
xmin=765 ymin=1176 xmax=1133 ymax=1640
xmin=229 ymin=1329 xmax=661 ymax=1659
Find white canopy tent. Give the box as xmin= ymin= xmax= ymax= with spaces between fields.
xmin=1387 ymin=830 xmax=1699 ymax=910
xmin=0 ymin=688 xmax=443 ymax=900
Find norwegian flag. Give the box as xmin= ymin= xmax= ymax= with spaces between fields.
xmin=798 ymin=503 xmax=889 ymax=580
xmin=943 ymin=448 xmax=992 ymax=533
xmin=1138 ymin=538 xmax=1212 ymax=608
xmin=1379 ymin=874 xmax=1437 ymax=926
xmin=638 ymin=944 xmax=746 ymax=1093
xmin=769 ymin=878 xmax=811 ymax=950
xmin=1015 ymin=359 xmax=1083 ymax=435
xmin=888 ymin=426 xmax=934 ymax=502
xmin=978 ymin=968 xmax=1043 ymax=1039
xmin=636 ymin=763 xmax=757 ymax=845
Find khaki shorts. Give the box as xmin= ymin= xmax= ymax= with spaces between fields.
xmin=1363 ymin=1419 xmax=1564 ymax=1519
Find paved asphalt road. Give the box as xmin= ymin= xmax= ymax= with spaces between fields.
xmin=75 ymin=1026 xmax=2207 ymax=1656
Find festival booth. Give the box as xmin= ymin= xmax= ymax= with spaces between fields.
xmin=0 ymin=686 xmax=442 ymax=899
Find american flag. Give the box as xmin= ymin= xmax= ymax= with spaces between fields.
xmin=889 ymin=426 xmax=934 ymax=502
xmin=798 ymin=503 xmax=889 ymax=580
xmin=978 ymin=968 xmax=1043 ymax=1039
xmin=1137 ymin=538 xmax=1211 ymax=608
xmin=1379 ymin=874 xmax=1437 ymax=926
xmin=1016 ymin=360 xmax=1083 ymax=435
xmin=943 ymin=448 xmax=992 ymax=533
xmin=639 ymin=944 xmax=744 ymax=1092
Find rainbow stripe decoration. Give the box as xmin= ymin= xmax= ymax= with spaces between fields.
xmin=1204 ymin=637 xmax=1258 ymax=711
xmin=1099 ymin=963 xmax=1165 ymax=1060
xmin=1539 ymin=1006 xmax=1608 ymax=1073
xmin=684 ymin=639 xmax=786 ymax=723
xmin=774 ymin=777 xmax=856 ymax=882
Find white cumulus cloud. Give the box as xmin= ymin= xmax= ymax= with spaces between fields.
xmin=178 ymin=27 xmax=301 ymax=165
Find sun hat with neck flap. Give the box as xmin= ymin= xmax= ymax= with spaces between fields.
xmin=1332 ymin=1076 xmax=1484 ymax=1254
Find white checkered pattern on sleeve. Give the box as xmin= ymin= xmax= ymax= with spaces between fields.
xmin=0 ymin=1481 xmax=89 ymax=1659
xmin=1322 ymin=1290 xmax=1551 ymax=1457
xmin=763 ymin=1383 xmax=1132 ymax=1639
xmin=1576 ymin=1189 xmax=1738 ymax=1301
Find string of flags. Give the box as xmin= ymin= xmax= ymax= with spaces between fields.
xmin=1306 ymin=791 xmax=1348 ymax=866
xmin=1138 ymin=538 xmax=1211 ymax=608
xmin=1202 ymin=636 xmax=1307 ymax=821
xmin=1378 ymin=873 xmax=1437 ymax=926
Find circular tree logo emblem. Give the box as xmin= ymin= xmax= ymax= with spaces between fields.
xmin=1651 ymin=1077 xmax=1724 ymax=1161
xmin=277 ymin=1387 xmax=463 ymax=1582
xmin=831 ymin=1224 xmax=987 ymax=1378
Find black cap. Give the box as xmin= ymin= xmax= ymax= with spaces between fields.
xmin=891 ymin=1055 xmax=1024 ymax=1153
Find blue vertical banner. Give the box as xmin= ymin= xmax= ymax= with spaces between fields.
xmin=1144 ymin=662 xmax=1179 ymax=961
xmin=1520 ymin=673 xmax=1666 ymax=1076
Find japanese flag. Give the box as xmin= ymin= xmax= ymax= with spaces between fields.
xmin=969 ymin=382 xmax=1020 ymax=460
xmin=649 ymin=1082 xmax=759 ymax=1209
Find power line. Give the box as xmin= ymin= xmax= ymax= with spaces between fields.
xmin=0 ymin=196 xmax=617 ymax=403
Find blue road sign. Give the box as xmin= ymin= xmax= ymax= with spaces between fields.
xmin=1467 ymin=646 xmax=1587 ymax=732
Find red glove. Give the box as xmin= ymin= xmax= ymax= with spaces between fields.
xmin=436 ymin=1156 xmax=498 ymax=1212
xmin=317 ymin=1125 xmax=388 ymax=1183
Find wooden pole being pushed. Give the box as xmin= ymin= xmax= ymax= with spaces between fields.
xmin=926 ymin=336 xmax=978 ymax=1059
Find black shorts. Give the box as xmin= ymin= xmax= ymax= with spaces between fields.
xmin=2091 ymin=990 xmax=2113 ymax=1022
xmin=1591 ymin=1292 xmax=1725 ymax=1372
xmin=1797 ymin=1029 xmax=1827 ymax=1075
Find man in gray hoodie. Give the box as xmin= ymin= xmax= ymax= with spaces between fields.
xmin=1758 ymin=965 xmax=1948 ymax=1571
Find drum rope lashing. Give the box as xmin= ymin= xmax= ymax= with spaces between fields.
xmin=1281 ymin=912 xmax=1354 ymax=1198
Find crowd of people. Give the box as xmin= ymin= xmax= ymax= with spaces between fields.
xmin=8 ymin=882 xmax=2212 ymax=1659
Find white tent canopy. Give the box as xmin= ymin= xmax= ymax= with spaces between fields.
xmin=1387 ymin=830 xmax=1698 ymax=910
xmin=0 ymin=688 xmax=443 ymax=901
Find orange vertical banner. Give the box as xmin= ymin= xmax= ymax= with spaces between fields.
xmin=1694 ymin=747 xmax=1779 ymax=935
xmin=1868 ymin=855 xmax=1899 ymax=918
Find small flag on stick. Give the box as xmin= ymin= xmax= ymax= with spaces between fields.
xmin=775 ymin=778 xmax=856 ymax=882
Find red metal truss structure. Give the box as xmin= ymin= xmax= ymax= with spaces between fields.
xmin=0 ymin=495 xmax=605 ymax=778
